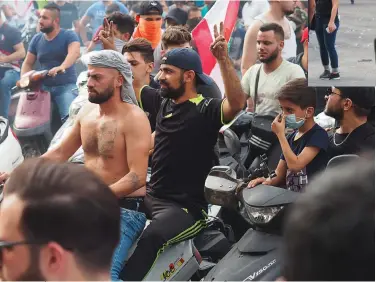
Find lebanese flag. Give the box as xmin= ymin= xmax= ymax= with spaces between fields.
xmin=192 ymin=0 xmax=240 ymax=97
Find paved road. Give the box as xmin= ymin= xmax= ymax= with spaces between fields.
xmin=308 ymin=0 xmax=376 ymax=86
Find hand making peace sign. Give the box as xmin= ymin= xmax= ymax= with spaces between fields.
xmin=99 ymin=18 xmax=116 ymax=51
xmin=210 ymin=22 xmax=229 ymax=62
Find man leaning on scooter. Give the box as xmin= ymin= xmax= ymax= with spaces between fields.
xmin=21 ymin=2 xmax=80 ymax=122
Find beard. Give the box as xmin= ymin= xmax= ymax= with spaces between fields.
xmin=325 ymin=104 xmax=344 ymax=120
xmin=40 ymin=25 xmax=54 ymax=34
xmin=283 ymin=8 xmax=295 ymax=16
xmin=88 ymin=86 xmax=115 ymax=104
xmin=6 ymin=247 xmax=45 ymax=281
xmin=259 ymin=47 xmax=279 ymax=64
xmin=159 ymin=78 xmax=186 ymax=100
xmin=282 ymin=3 xmax=295 ymax=16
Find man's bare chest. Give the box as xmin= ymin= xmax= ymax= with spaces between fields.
xmin=81 ymin=118 xmax=124 ymax=158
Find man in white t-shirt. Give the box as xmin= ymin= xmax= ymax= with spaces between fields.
xmin=241 ymin=0 xmax=297 ymax=75
xmin=241 ymin=23 xmax=305 ymax=115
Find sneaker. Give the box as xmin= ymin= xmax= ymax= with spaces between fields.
xmin=319 ymin=70 xmax=331 ymax=79
xmin=329 ymin=72 xmax=340 ymax=80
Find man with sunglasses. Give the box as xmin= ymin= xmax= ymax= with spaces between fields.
xmin=324 ymin=86 xmax=375 ymax=160
xmin=0 ymin=158 xmax=120 ymax=281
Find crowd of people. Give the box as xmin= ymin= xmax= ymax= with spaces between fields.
xmin=0 ymin=0 xmax=374 ymax=281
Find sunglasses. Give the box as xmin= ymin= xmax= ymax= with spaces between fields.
xmin=326 ymin=87 xmax=342 ymax=97
xmin=325 ymin=87 xmax=345 ymax=101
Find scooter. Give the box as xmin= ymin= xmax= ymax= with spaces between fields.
xmin=9 ymin=70 xmax=63 ymax=158
xmin=125 ymin=213 xmax=233 ymax=281
xmin=203 ymin=127 xmax=300 ymax=281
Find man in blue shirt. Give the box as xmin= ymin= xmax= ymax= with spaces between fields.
xmin=0 ymin=14 xmax=26 ymax=118
xmin=21 ymin=3 xmax=81 ymax=122
xmin=79 ymin=0 xmax=128 ymax=47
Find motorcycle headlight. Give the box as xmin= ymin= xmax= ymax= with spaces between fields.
xmin=19 ymin=76 xmax=30 ymax=88
xmin=245 ymin=205 xmax=284 ymax=225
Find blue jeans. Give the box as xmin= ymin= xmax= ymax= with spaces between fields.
xmin=111 ymin=208 xmax=146 ymax=281
xmin=42 ymin=83 xmax=78 ymax=121
xmin=315 ymin=15 xmax=340 ymax=69
xmin=0 ymin=69 xmax=20 ymax=118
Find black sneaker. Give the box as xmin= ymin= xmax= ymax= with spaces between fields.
xmin=319 ymin=70 xmax=331 ymax=79
xmin=329 ymin=72 xmax=340 ymax=80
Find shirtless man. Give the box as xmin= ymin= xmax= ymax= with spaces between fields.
xmin=0 ymin=50 xmax=151 ymax=281
xmin=241 ymin=0 xmax=297 ymax=75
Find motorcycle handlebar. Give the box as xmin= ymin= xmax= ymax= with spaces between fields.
xmin=14 ymin=69 xmax=65 ymax=90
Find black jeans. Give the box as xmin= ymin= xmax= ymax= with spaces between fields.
xmin=120 ymin=194 xmax=207 ymax=281
xmin=315 ymin=15 xmax=340 ymax=69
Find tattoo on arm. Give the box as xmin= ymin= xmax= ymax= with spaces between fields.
xmin=127 ymin=172 xmax=140 ymax=191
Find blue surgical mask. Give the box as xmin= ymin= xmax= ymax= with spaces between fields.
xmin=285 ymin=114 xmax=306 ymax=129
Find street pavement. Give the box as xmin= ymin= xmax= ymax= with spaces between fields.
xmin=308 ymin=0 xmax=376 ymax=86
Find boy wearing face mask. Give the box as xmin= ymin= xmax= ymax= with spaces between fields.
xmin=248 ymin=78 xmax=329 ymax=192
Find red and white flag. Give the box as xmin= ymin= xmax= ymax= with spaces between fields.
xmin=192 ymin=0 xmax=240 ymax=97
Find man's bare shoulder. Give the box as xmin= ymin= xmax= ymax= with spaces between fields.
xmin=77 ymin=102 xmax=98 ymax=122
xmin=119 ymin=103 xmax=150 ymax=128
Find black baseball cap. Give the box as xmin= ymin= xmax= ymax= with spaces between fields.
xmin=139 ymin=1 xmax=163 ymax=16
xmin=165 ymin=8 xmax=188 ymax=25
xmin=161 ymin=48 xmax=212 ymax=85
xmin=334 ymin=87 xmax=375 ymax=110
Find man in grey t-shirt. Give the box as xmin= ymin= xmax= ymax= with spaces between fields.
xmin=241 ymin=23 xmax=305 ymax=115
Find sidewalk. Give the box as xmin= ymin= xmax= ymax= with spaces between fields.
xmin=308 ymin=0 xmax=376 ymax=86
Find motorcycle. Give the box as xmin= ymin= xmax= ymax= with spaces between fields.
xmin=203 ymin=127 xmax=300 ymax=281
xmin=9 ymin=70 xmax=63 ymax=158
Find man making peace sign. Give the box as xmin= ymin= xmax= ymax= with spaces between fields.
xmin=119 ymin=22 xmax=246 ymax=280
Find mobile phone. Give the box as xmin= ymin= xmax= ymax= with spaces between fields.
xmin=326 ymin=24 xmax=336 ymax=33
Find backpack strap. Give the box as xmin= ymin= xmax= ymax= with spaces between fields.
xmin=253 ymin=64 xmax=262 ymax=113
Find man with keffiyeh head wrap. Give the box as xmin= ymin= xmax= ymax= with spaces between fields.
xmin=81 ymin=49 xmax=138 ymax=105
xmin=0 ymin=49 xmax=152 ymax=281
